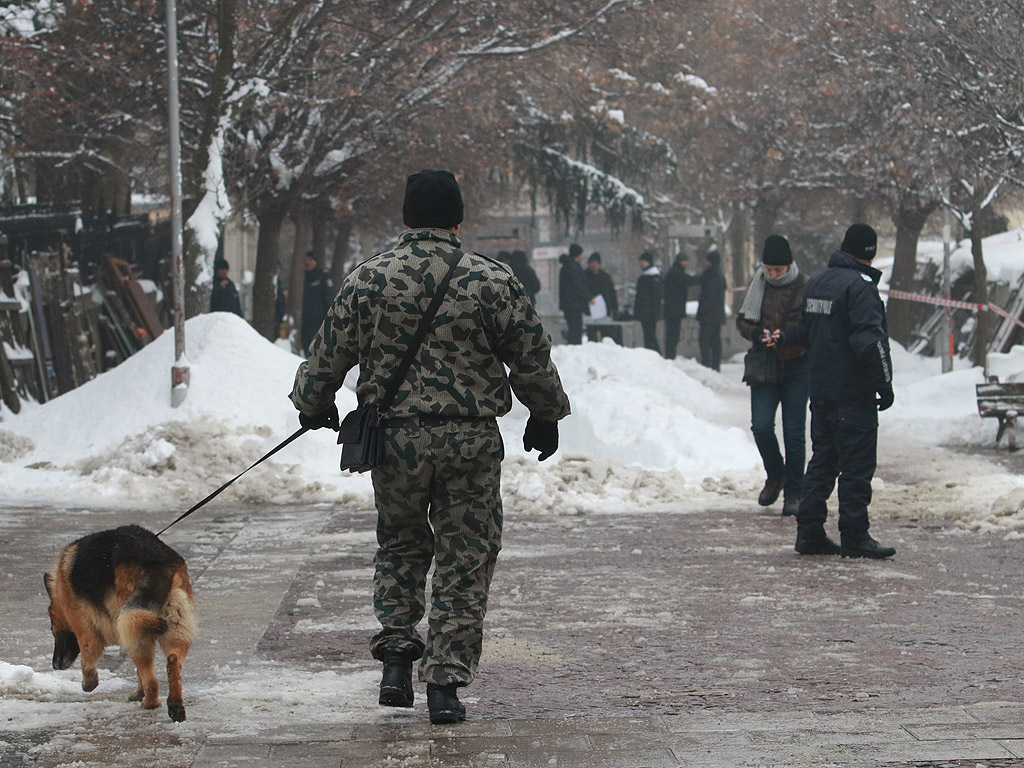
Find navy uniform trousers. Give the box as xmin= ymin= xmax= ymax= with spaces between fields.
xmin=796 ymin=397 xmax=877 ymax=545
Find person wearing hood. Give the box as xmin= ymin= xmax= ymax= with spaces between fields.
xmin=508 ymin=250 xmax=541 ymax=306
xmin=795 ymin=223 xmax=896 ymax=560
xmin=696 ymin=249 xmax=728 ymax=371
xmin=634 ymin=251 xmax=663 ymax=353
xmin=209 ymin=257 xmax=243 ymax=316
xmin=736 ymin=236 xmax=808 ymax=517
xmin=558 ymin=243 xmax=589 ymax=344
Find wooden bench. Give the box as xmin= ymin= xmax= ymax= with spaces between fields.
xmin=976 ymin=377 xmax=1024 ymax=450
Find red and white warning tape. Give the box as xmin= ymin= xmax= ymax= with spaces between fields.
xmin=885 ymin=289 xmax=984 ymax=311
xmin=885 ymin=289 xmax=1024 ymax=331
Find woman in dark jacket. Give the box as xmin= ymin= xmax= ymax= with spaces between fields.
xmin=736 ymin=235 xmax=808 ymax=517
xmin=634 ymin=251 xmax=663 ymax=354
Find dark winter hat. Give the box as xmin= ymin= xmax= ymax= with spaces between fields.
xmin=588 ymin=252 xmax=602 ymax=263
xmin=305 ymin=250 xmax=319 ymax=264
xmin=707 ymin=249 xmax=721 ymax=265
xmin=214 ymin=258 xmax=229 ymax=271
xmin=674 ymin=252 xmax=690 ymax=264
xmin=761 ymin=235 xmax=793 ymax=266
xmin=569 ymin=243 xmax=584 ymax=259
xmin=402 ymin=170 xmax=464 ymax=229
xmin=639 ymin=250 xmax=654 ymax=265
xmin=841 ymin=223 xmax=878 ymax=261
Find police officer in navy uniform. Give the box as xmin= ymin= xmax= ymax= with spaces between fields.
xmin=795 ymin=224 xmax=896 ymax=559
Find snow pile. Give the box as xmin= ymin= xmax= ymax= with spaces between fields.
xmin=2 ymin=311 xmax=1024 ymax=528
xmin=0 ymin=313 xmax=758 ymax=514
xmin=917 ymin=226 xmax=1024 ymax=285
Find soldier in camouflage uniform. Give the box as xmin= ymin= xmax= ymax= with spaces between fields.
xmin=290 ymin=170 xmax=571 ymax=724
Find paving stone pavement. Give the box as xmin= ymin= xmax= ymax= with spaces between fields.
xmin=3 ymin=500 xmax=1024 ymax=767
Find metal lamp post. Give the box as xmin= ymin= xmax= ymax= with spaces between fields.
xmin=166 ymin=0 xmax=189 ymax=407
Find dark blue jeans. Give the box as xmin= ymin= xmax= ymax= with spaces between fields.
xmin=796 ymin=397 xmax=878 ymax=545
xmin=749 ymin=357 xmax=808 ymax=501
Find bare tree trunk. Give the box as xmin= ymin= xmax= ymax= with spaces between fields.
xmin=751 ymin=196 xmax=779 ymax=260
xmin=887 ymin=198 xmax=937 ymax=346
xmin=970 ymin=223 xmax=990 ymax=369
xmin=287 ymin=210 xmax=312 ymax=348
xmin=252 ymin=207 xmax=285 ymax=339
xmin=311 ymin=207 xmax=328 ymax=264
xmin=330 ymin=217 xmax=353 ymax=287
xmin=183 ymin=229 xmax=215 ymax=319
xmin=728 ymin=203 xmax=749 ymax=316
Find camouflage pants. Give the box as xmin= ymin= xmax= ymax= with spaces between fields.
xmin=369 ymin=418 xmax=504 ymax=687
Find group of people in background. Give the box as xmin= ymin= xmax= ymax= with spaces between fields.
xmin=211 ymin=249 xmax=334 ymax=357
xmin=557 ymin=242 xmax=728 ymax=371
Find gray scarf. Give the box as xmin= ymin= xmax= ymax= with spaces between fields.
xmin=739 ymin=262 xmax=800 ymax=322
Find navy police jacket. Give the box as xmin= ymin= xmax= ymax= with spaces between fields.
xmin=801 ymin=250 xmax=893 ymax=401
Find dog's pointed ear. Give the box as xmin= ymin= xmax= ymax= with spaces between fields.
xmin=44 ymin=572 xmax=55 ymax=598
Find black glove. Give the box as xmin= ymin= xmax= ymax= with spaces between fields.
xmin=523 ymin=416 xmax=559 ymax=461
xmin=299 ymin=403 xmax=340 ymax=431
xmin=876 ymin=387 xmax=894 ymax=412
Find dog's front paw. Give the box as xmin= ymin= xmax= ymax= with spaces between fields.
xmin=82 ymin=670 xmax=99 ymax=692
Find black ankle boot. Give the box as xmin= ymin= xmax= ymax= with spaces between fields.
xmin=379 ymin=654 xmax=414 ymax=708
xmin=426 ymin=683 xmax=466 ymax=724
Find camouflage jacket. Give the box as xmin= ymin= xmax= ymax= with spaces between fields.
xmin=290 ymin=228 xmax=571 ymax=422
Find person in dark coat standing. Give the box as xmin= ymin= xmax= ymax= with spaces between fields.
xmin=583 ymin=252 xmax=618 ymax=319
xmin=795 ymin=223 xmax=896 ymax=559
xmin=508 ymin=250 xmax=541 ymax=306
xmin=558 ymin=243 xmax=588 ymax=344
xmin=736 ymin=236 xmax=808 ymax=517
xmin=634 ymin=251 xmax=663 ymax=354
xmin=663 ymin=252 xmax=698 ymax=360
xmin=210 ymin=258 xmax=243 ymax=316
xmin=696 ymin=250 xmax=727 ymax=370
xmin=301 ymin=251 xmax=334 ymax=353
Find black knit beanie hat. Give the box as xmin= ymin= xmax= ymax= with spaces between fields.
xmin=639 ymin=251 xmax=654 ymax=265
xmin=761 ymin=235 xmax=793 ymax=266
xmin=841 ymin=223 xmax=878 ymax=261
xmin=403 ymin=170 xmax=464 ymax=229
xmin=569 ymin=243 xmax=584 ymax=259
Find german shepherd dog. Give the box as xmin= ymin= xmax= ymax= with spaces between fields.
xmin=44 ymin=525 xmax=197 ymax=721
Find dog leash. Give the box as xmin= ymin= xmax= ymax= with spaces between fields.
xmin=157 ymin=426 xmax=309 ymax=537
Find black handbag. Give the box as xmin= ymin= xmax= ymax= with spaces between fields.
xmin=338 ymin=250 xmax=462 ymax=472
xmin=742 ymin=346 xmax=777 ymax=386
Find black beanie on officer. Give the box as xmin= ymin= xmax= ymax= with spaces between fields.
xmin=402 ymin=170 xmax=464 ymax=229
xmin=761 ymin=235 xmax=793 ymax=266
xmin=841 ymin=223 xmax=878 ymax=261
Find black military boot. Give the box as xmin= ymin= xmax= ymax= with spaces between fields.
xmin=427 ymin=683 xmax=466 ymax=725
xmin=758 ymin=476 xmax=784 ymax=506
xmin=379 ymin=653 xmax=414 ymax=708
xmin=841 ymin=536 xmax=896 ymax=559
xmin=795 ymin=533 xmax=841 ymax=555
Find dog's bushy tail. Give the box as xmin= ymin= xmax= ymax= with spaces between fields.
xmin=117 ymin=608 xmax=168 ymax=657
